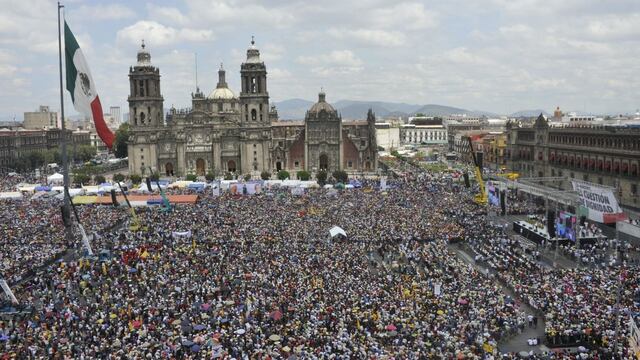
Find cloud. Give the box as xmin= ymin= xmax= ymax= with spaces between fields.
xmin=116 ymin=21 xmax=214 ymax=47
xmin=369 ymin=2 xmax=438 ymax=30
xmin=327 ymin=28 xmax=406 ymax=47
xmin=297 ymin=50 xmax=363 ymax=76
xmin=183 ymin=0 xmax=297 ymax=29
xmin=72 ymin=4 xmax=135 ymax=21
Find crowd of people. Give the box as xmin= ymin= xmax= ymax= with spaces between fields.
xmin=0 ymin=160 xmax=638 ymax=359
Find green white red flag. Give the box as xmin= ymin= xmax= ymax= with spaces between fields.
xmin=64 ymin=21 xmax=114 ymax=149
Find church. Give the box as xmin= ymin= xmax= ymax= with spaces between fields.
xmin=127 ymin=39 xmax=378 ymax=177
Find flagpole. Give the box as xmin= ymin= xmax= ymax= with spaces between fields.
xmin=58 ymin=2 xmax=73 ymax=247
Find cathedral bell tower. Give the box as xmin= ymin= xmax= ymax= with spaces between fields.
xmin=239 ymin=37 xmax=269 ymax=124
xmin=127 ymin=40 xmax=164 ymax=175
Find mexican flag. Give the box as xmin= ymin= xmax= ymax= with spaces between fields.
xmin=64 ymin=21 xmax=115 ymax=149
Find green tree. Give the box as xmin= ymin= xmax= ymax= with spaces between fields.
xmin=27 ymin=151 xmax=46 ymax=169
xmin=243 ymin=174 xmax=251 ymax=181
xmin=149 ymin=172 xmax=160 ymax=181
xmin=296 ymin=170 xmax=310 ymax=181
xmin=186 ymin=174 xmax=198 ymax=181
xmin=332 ymin=170 xmax=348 ymax=183
xmin=114 ymin=123 xmax=130 ymax=159
xmin=224 ymin=172 xmax=234 ymax=180
xmin=277 ymin=170 xmax=290 ymax=180
xmin=130 ymin=174 xmax=142 ymax=184
xmin=316 ymin=170 xmax=327 ymax=186
xmin=76 ymin=145 xmax=96 ymax=162
xmin=94 ymin=175 xmax=106 ymax=184
xmin=73 ymin=172 xmax=90 ymax=186
xmin=205 ymin=172 xmax=215 ymax=181
xmin=112 ymin=173 xmax=125 ymax=182
xmin=260 ymin=171 xmax=271 ymax=180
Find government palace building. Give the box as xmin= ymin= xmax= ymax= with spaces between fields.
xmin=127 ymin=40 xmax=377 ymax=177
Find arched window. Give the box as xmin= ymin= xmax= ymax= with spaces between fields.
xmin=251 ymin=77 xmax=257 ymax=93
xmin=140 ymin=112 xmax=145 ymax=125
xmin=139 ymin=80 xmax=144 ymax=97
xmin=251 ymin=109 xmax=257 ymax=121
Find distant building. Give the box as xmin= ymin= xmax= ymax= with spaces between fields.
xmin=0 ymin=128 xmax=91 ymax=169
xmin=110 ymin=106 xmax=121 ymax=124
xmin=401 ymin=124 xmax=447 ymax=146
xmin=506 ymin=114 xmax=640 ymax=209
xmin=375 ymin=123 xmax=400 ymax=150
xmin=23 ymin=106 xmax=58 ymax=129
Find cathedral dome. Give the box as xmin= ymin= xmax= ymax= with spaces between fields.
xmin=308 ymin=91 xmax=335 ymax=113
xmin=208 ymin=63 xmax=235 ymax=100
xmin=209 ymin=87 xmax=235 ymax=100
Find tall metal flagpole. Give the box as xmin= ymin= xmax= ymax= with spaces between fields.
xmin=58 ymin=2 xmax=74 ymax=247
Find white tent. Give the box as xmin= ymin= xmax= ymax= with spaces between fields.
xmin=0 ymin=192 xmax=23 ymax=199
xmin=47 ymin=172 xmax=64 ymax=184
xmin=329 ymin=226 xmax=347 ymax=238
xmin=136 ymin=183 xmax=166 ymax=192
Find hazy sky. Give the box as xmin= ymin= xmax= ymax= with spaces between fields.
xmin=1 ymin=0 xmax=639 ymax=120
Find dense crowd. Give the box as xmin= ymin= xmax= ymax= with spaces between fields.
xmin=0 ymin=162 xmax=637 ymax=359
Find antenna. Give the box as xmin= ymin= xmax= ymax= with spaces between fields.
xmin=195 ymin=52 xmax=199 ymax=91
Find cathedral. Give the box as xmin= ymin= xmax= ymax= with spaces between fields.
xmin=127 ymin=39 xmax=378 ymax=177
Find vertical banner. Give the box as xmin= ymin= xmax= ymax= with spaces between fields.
xmin=380 ymin=177 xmax=387 ymax=191
xmin=571 ymin=180 xmax=626 ymax=223
xmin=0 ymin=279 xmax=18 ymax=304
xmin=245 ymin=183 xmax=256 ymax=195
xmin=212 ymin=181 xmax=220 ymax=197
xmin=78 ymin=224 xmax=94 ymax=256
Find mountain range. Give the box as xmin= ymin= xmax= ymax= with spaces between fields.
xmin=272 ymin=99 xmax=504 ymax=120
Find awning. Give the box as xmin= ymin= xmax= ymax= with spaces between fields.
xmin=329 ymin=226 xmax=347 ymax=238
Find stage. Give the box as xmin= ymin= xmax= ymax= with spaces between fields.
xmin=513 ymin=221 xmax=603 ymax=248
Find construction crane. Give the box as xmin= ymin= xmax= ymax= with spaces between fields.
xmin=465 ymin=136 xmax=487 ymax=205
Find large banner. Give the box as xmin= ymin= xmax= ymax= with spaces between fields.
xmin=629 ymin=316 xmax=640 ymax=359
xmin=571 ymin=180 xmax=626 ymax=223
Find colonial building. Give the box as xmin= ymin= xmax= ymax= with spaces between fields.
xmin=506 ymin=114 xmax=640 ymax=209
xmin=127 ymin=40 xmax=377 ymax=177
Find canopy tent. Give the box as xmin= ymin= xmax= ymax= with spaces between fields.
xmin=187 ymin=182 xmax=207 ymax=190
xmin=17 ymin=184 xmax=38 ymax=192
xmin=47 ymin=172 xmax=64 ymax=184
xmin=83 ymin=186 xmax=101 ymax=195
xmin=329 ymin=226 xmax=347 ymax=238
xmin=136 ymin=183 xmax=167 ymax=192
xmin=0 ymin=192 xmax=23 ymax=200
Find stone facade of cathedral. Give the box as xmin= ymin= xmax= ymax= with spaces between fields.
xmin=127 ymin=40 xmax=377 ymax=177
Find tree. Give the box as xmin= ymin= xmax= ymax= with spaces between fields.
xmin=76 ymin=145 xmax=96 ymax=162
xmin=296 ymin=170 xmax=310 ymax=181
xmin=130 ymin=174 xmax=142 ymax=184
xmin=316 ymin=170 xmax=327 ymax=186
xmin=94 ymin=175 xmax=106 ymax=184
xmin=277 ymin=170 xmax=290 ymax=180
xmin=186 ymin=174 xmax=198 ymax=181
xmin=332 ymin=170 xmax=348 ymax=183
xmin=114 ymin=123 xmax=130 ymax=159
xmin=223 ymin=172 xmax=233 ymax=180
xmin=243 ymin=174 xmax=251 ymax=181
xmin=205 ymin=172 xmax=215 ymax=181
xmin=260 ymin=171 xmax=271 ymax=180
xmin=73 ymin=172 xmax=90 ymax=186
xmin=27 ymin=151 xmax=45 ymax=169
xmin=415 ymin=112 xmax=426 ymax=117
xmin=149 ymin=172 xmax=160 ymax=181
xmin=113 ymin=173 xmax=125 ymax=182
